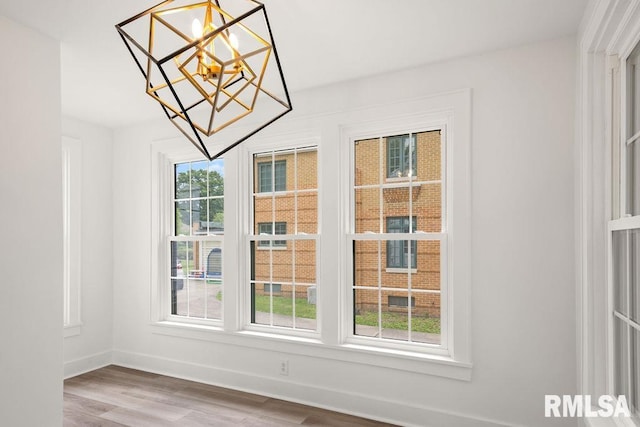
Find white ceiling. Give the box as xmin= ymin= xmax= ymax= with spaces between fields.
xmin=0 ymin=0 xmax=588 ymax=128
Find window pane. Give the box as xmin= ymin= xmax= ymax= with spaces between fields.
xmin=296 ymin=150 xmax=318 ymax=190
xmin=272 ymin=244 xmax=293 ymax=283
xmin=354 ymin=240 xmax=380 ymax=288
xmin=192 ymin=199 xmax=208 ymax=235
xmin=613 ymin=230 xmax=628 ymax=316
xmin=412 ymin=293 xmax=441 ymax=345
xmin=615 ymin=317 xmax=629 ymax=397
xmin=251 ymin=242 xmax=316 ymax=330
xmin=417 ymin=183 xmax=442 ymax=232
xmin=354 ymin=288 xmax=380 ymax=338
xmin=208 ymin=160 xmax=224 ymax=197
xmin=355 ymin=187 xmax=380 ymax=233
xmin=208 ymin=198 xmax=224 ymax=234
xmin=294 ymin=240 xmax=316 ymax=284
xmin=171 ymin=240 xmax=222 ymax=320
xmin=297 ymin=192 xmax=317 ymax=234
xmin=190 ymin=161 xmax=208 ymax=199
xmin=412 ymin=240 xmax=441 ymax=292
xmin=628 ymin=141 xmax=640 ymax=216
xmin=354 ymin=138 xmax=381 ymax=186
xmin=175 ymin=201 xmax=190 ymax=236
xmin=416 ymin=130 xmax=441 ymax=182
xmin=175 ymin=163 xmax=190 ymax=199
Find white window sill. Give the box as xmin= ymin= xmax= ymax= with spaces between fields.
xmin=63 ymin=323 xmax=82 ymax=338
xmin=151 ymin=321 xmax=472 ymax=381
xmin=386 ymin=268 xmax=418 ymax=274
xmin=256 ymin=246 xmax=287 ymax=251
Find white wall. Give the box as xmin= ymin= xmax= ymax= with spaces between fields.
xmin=111 ymin=36 xmax=577 ymax=426
xmin=0 ymin=15 xmax=63 ymax=427
xmin=62 ymin=117 xmax=114 ymax=377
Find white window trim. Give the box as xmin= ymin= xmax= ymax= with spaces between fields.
xmin=151 ymin=139 xmax=230 ymax=328
xmin=62 ymin=136 xmax=82 ymax=337
xmin=340 ymin=90 xmax=471 ymax=365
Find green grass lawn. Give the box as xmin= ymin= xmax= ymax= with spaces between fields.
xmin=254 ymin=294 xmax=316 ymax=319
xmin=253 ymin=294 xmax=439 ymax=334
xmin=356 ymin=311 xmax=440 ymax=334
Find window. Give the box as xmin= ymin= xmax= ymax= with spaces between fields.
xmin=258 ymin=160 xmax=286 ymax=192
xmin=152 ymin=91 xmax=471 ymax=380
xmin=250 ymin=147 xmax=318 ymax=332
xmin=352 ymin=130 xmax=444 ymax=347
xmin=386 ymin=217 xmax=417 ymax=269
xmin=606 ymin=39 xmax=640 ymax=423
xmin=170 ymin=159 xmax=224 ymax=321
xmin=62 ymin=137 xmax=82 ymax=337
xmin=258 ymin=222 xmax=287 ymax=248
xmin=387 ymin=134 xmax=416 ymax=178
xmin=388 ymin=296 xmax=415 ymax=308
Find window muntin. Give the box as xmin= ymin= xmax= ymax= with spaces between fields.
xmin=352 ymin=130 xmax=444 ymax=348
xmin=250 ymin=147 xmax=319 ymax=332
xmin=258 ymin=160 xmax=286 ymax=193
xmin=170 ymin=159 xmax=224 ymax=321
xmin=386 ymin=134 xmax=417 ymax=178
xmin=258 ymin=222 xmax=287 ymax=248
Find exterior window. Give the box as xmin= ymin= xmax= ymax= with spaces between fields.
xmin=251 ymin=147 xmax=318 ymax=332
xmin=170 ymin=159 xmax=224 ymax=321
xmin=386 ymin=217 xmax=417 ymax=269
xmin=387 ymin=134 xmax=416 ymax=178
xmin=258 ymin=160 xmax=286 ymax=192
xmin=258 ymin=222 xmax=287 ymax=247
xmin=352 ymin=130 xmax=443 ymax=346
xmin=388 ymin=296 xmax=415 ymax=308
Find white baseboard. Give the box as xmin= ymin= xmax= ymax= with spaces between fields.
xmin=111 ymin=349 xmax=516 ymax=427
xmin=64 ymin=350 xmax=112 ymax=379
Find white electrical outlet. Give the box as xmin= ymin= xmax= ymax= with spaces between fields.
xmin=279 ymin=359 xmax=289 ymax=376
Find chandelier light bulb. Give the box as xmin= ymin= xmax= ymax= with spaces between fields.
xmin=192 ymin=18 xmax=203 ymax=39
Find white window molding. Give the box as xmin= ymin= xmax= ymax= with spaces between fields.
xmin=62 ymin=136 xmax=82 ymax=337
xmin=340 ymin=89 xmax=471 ymax=365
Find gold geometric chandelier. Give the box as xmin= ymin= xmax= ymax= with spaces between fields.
xmin=116 ymin=0 xmax=292 ymax=160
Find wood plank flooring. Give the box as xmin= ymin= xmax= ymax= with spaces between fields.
xmin=64 ymin=365 xmax=397 ymax=427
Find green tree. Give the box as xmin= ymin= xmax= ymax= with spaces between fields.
xmin=175 ymin=166 xmax=224 ymax=230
